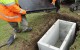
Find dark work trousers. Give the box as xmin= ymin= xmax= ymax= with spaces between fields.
xmin=9 ymin=15 xmax=28 ymax=32
xmin=55 ymin=0 xmax=60 ymax=12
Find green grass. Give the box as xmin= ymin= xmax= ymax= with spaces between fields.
xmin=0 ymin=20 xmax=11 ymax=44
xmin=70 ymin=31 xmax=80 ymax=50
xmin=60 ymin=5 xmax=80 ymax=17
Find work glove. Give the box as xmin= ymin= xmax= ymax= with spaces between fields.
xmin=52 ymin=2 xmax=55 ymax=6
xmin=20 ymin=9 xmax=26 ymax=15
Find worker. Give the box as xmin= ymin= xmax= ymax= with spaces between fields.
xmin=0 ymin=0 xmax=32 ymax=33
xmin=52 ymin=0 xmax=60 ymax=13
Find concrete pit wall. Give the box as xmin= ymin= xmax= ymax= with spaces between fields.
xmin=37 ymin=19 xmax=76 ymax=50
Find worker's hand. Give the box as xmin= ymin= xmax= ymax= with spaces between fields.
xmin=20 ymin=9 xmax=26 ymax=14
xmin=51 ymin=2 xmax=55 ymax=6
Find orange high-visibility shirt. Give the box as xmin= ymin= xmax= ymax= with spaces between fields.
xmin=0 ymin=0 xmax=26 ymax=22
xmin=0 ymin=4 xmax=21 ymax=22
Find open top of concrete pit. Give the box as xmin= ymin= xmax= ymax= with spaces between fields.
xmin=54 ymin=20 xmax=74 ymax=48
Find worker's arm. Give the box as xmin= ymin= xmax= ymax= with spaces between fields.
xmin=2 ymin=0 xmax=26 ymax=14
xmin=52 ymin=0 xmax=56 ymax=5
xmin=6 ymin=4 xmax=26 ymax=14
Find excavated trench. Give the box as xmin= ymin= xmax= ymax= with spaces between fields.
xmin=22 ymin=13 xmax=80 ymax=50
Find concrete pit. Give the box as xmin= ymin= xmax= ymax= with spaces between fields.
xmin=38 ymin=19 xmax=76 ymax=50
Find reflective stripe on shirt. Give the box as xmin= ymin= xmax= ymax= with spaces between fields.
xmin=5 ymin=2 xmax=15 ymax=6
xmin=0 ymin=12 xmax=19 ymax=19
